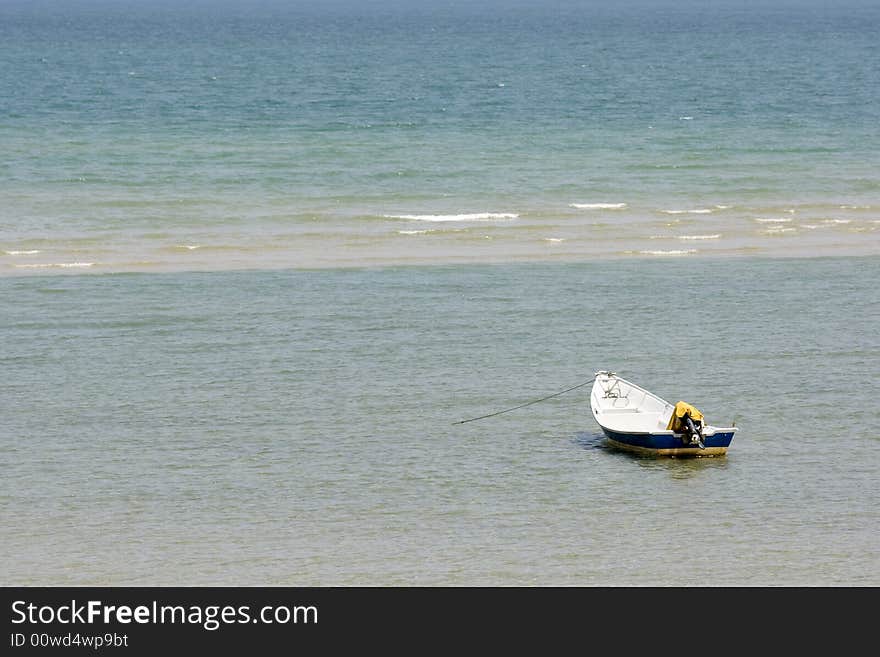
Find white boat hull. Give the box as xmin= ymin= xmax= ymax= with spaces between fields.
xmin=591 ymin=371 xmax=737 ymax=456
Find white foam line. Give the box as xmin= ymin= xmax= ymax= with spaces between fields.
xmin=4 ymin=250 xmax=41 ymax=255
xmin=753 ymin=217 xmax=792 ymax=223
xmin=14 ymin=262 xmax=95 ymax=269
xmin=638 ymin=249 xmax=697 ymax=256
xmin=569 ymin=203 xmax=627 ymax=210
xmin=677 ymin=234 xmax=721 ymax=240
xmin=542 ymin=237 xmax=566 ymax=242
xmin=662 ymin=208 xmax=713 ymax=215
xmin=384 ymin=213 xmax=518 ymax=222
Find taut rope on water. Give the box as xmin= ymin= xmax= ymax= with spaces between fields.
xmin=453 ymin=378 xmax=593 ymax=425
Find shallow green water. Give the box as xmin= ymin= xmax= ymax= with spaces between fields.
xmin=2 ymin=256 xmax=878 ymax=585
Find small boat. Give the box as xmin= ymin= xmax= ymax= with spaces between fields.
xmin=591 ymin=371 xmax=737 ymax=456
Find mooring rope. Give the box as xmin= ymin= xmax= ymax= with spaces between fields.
xmin=453 ymin=378 xmax=593 ymax=425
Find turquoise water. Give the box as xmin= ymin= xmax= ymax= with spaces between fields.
xmin=1 ymin=1 xmax=879 ymax=585
xmin=1 ymin=0 xmax=878 ymax=271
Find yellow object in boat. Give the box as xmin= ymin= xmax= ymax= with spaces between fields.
xmin=666 ymin=401 xmax=704 ymax=431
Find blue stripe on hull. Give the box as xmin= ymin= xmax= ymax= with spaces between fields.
xmin=602 ymin=428 xmax=735 ymax=456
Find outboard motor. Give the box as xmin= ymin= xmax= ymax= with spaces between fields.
xmin=682 ymin=413 xmax=705 ymax=449
xmin=668 ymin=401 xmax=706 ymax=449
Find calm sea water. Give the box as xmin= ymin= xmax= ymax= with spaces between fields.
xmin=2 ymin=257 xmax=878 ymax=585
xmin=1 ymin=1 xmax=878 ymax=585
xmin=1 ymin=0 xmax=878 ymax=271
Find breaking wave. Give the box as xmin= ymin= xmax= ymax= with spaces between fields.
xmin=384 ymin=213 xmax=518 ymax=222
xmin=677 ymin=234 xmax=720 ymax=240
xmin=637 ymin=249 xmax=697 ymax=256
xmin=569 ymin=203 xmax=627 ymax=210
xmin=14 ymin=262 xmax=96 ymax=269
xmin=662 ymin=208 xmax=713 ymax=215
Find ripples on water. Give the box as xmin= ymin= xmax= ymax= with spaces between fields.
xmin=1 ymin=2 xmax=879 ymax=273
xmin=1 ymin=1 xmax=878 ymax=585
xmin=3 ymin=202 xmax=878 ymax=274
xmin=2 ymin=257 xmax=878 ymax=585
